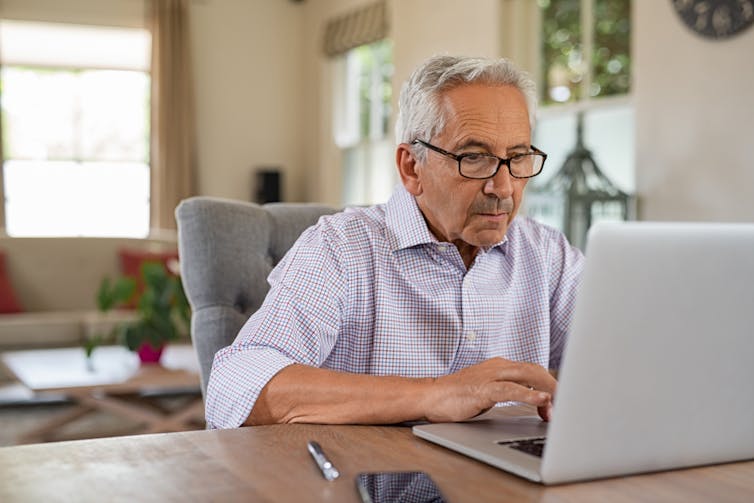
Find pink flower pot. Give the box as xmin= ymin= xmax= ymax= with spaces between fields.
xmin=137 ymin=342 xmax=165 ymax=365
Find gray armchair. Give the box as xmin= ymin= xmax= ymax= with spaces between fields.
xmin=175 ymin=196 xmax=337 ymax=398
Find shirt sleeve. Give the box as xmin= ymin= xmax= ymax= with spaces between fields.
xmin=204 ymin=223 xmax=349 ymax=429
xmin=546 ymin=233 xmax=584 ymax=370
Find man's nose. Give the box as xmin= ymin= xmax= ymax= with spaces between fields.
xmin=482 ymin=165 xmax=514 ymax=199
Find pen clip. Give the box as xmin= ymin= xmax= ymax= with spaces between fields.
xmin=307 ymin=440 xmax=340 ymax=481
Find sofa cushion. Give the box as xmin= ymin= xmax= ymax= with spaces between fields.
xmin=0 ymin=310 xmax=138 ymax=350
xmin=0 ymin=311 xmax=83 ymax=349
xmin=0 ymin=251 xmax=24 ymax=314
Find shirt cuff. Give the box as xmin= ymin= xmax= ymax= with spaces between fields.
xmin=204 ymin=347 xmax=296 ymax=429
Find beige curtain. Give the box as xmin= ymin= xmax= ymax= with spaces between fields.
xmin=149 ymin=0 xmax=197 ymax=231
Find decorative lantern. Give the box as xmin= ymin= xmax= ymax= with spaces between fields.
xmin=526 ymin=113 xmax=633 ymax=250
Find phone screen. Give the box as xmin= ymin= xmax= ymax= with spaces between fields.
xmin=355 ymin=471 xmax=447 ymax=503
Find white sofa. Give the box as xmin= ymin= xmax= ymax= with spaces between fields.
xmin=0 ymin=233 xmax=178 ymax=351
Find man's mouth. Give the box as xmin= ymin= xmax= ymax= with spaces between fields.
xmin=478 ymin=212 xmax=508 ymax=221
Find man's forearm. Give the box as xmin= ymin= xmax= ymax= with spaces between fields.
xmin=245 ymin=364 xmax=434 ymax=425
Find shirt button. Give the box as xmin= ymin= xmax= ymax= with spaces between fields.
xmin=466 ymin=331 xmax=477 ymax=342
xmin=437 ymin=244 xmax=448 ymax=253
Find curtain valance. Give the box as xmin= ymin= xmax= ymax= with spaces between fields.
xmin=323 ymin=1 xmax=388 ymax=58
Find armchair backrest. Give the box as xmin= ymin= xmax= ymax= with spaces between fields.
xmin=176 ymin=196 xmax=337 ymax=398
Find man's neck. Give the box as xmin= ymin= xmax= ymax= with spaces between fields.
xmin=453 ymin=240 xmax=479 ymax=270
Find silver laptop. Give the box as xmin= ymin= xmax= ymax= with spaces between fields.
xmin=413 ymin=221 xmax=754 ymax=484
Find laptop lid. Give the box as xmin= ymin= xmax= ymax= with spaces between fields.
xmin=542 ymin=221 xmax=754 ymax=483
xmin=414 ymin=222 xmax=754 ymax=484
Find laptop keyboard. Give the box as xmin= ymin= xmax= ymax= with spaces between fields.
xmin=497 ymin=437 xmax=546 ymax=458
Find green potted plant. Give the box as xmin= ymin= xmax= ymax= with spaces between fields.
xmin=94 ymin=261 xmax=191 ymax=364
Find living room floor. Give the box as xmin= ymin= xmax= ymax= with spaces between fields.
xmin=0 ymin=390 xmax=204 ymax=447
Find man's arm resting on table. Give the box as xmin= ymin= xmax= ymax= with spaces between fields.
xmin=245 ymin=358 xmax=556 ymax=426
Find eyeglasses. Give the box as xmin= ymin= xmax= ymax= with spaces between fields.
xmin=412 ymin=139 xmax=547 ymax=180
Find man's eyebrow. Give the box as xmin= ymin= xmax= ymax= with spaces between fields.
xmin=454 ymin=140 xmax=532 ymax=154
xmin=507 ymin=143 xmax=531 ymax=152
xmin=454 ymin=139 xmax=494 ymax=152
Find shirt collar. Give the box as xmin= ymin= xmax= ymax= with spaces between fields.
xmin=385 ymin=184 xmax=511 ymax=254
xmin=385 ymin=185 xmax=437 ymax=251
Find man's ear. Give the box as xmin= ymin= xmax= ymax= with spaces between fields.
xmin=396 ymin=143 xmax=422 ymax=196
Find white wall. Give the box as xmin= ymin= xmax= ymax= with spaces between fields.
xmin=191 ymin=0 xmax=305 ymax=203
xmin=390 ymin=0 xmax=502 ymax=94
xmin=634 ymin=0 xmax=754 ymax=221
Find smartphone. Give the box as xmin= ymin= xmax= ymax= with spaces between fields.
xmin=355 ymin=471 xmax=448 ymax=503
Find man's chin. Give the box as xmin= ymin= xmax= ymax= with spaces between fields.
xmin=468 ymin=228 xmax=509 ymax=248
xmin=464 ymin=213 xmax=516 ymax=246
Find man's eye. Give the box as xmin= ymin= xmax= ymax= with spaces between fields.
xmin=463 ymin=153 xmax=489 ymax=164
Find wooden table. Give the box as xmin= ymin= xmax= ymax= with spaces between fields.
xmin=0 ymin=406 xmax=751 ymax=502
xmin=0 ymin=344 xmax=204 ymax=443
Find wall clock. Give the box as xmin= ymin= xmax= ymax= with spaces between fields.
xmin=672 ymin=0 xmax=754 ymax=39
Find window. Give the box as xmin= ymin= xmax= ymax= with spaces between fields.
xmin=540 ymin=0 xmax=630 ymax=104
xmin=334 ymin=39 xmax=394 ymax=206
xmin=526 ymin=0 xmax=634 ymax=231
xmin=0 ymin=21 xmax=151 ymax=237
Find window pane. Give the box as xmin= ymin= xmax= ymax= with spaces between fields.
xmin=337 ymin=40 xmax=394 ymax=205
xmin=541 ymin=0 xmax=582 ymax=104
xmin=335 ymin=39 xmax=393 ymax=147
xmin=1 ymin=21 xmax=151 ymax=238
xmin=353 ymin=39 xmax=392 ymax=140
xmin=592 ymin=0 xmax=631 ymax=98
xmin=3 ymin=161 xmax=149 ymax=237
xmin=80 ymin=70 xmax=150 ymax=162
xmin=1 ymin=67 xmax=77 ymax=159
xmin=540 ymin=0 xmax=631 ymax=103
xmin=527 ymin=103 xmax=635 ymax=232
xmin=533 ymin=105 xmax=634 ymax=192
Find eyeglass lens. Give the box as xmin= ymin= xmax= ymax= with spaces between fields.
xmin=460 ymin=154 xmax=544 ymax=179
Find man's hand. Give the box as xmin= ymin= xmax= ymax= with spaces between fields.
xmin=422 ymin=358 xmax=556 ymax=422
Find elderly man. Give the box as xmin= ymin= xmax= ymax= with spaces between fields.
xmin=206 ymin=55 xmax=584 ymax=429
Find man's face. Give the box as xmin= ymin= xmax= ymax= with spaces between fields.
xmin=403 ymin=83 xmax=532 ymax=260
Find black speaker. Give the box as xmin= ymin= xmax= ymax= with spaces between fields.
xmin=254 ymin=169 xmax=282 ymax=204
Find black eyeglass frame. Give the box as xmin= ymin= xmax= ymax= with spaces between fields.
xmin=412 ymin=139 xmax=547 ymax=180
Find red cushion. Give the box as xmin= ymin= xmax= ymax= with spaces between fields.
xmin=118 ymin=248 xmax=180 ymax=308
xmin=0 ymin=250 xmax=24 ymax=314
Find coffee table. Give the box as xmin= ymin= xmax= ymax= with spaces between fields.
xmin=0 ymin=344 xmax=204 ymax=444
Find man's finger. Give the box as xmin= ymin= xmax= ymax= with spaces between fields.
xmin=486 ymin=381 xmax=552 ymax=407
xmin=491 ymin=361 xmax=558 ymax=395
xmin=537 ymin=404 xmax=553 ymax=422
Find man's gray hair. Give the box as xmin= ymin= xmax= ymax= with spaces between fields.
xmin=395 ymin=55 xmax=538 ymax=160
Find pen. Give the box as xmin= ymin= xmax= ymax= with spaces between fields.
xmin=307 ymin=440 xmax=340 ymax=481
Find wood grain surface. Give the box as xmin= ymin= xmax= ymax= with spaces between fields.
xmin=1 ymin=406 xmax=752 ymax=502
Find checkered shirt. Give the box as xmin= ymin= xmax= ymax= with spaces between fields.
xmin=205 ymin=185 xmax=584 ymax=429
